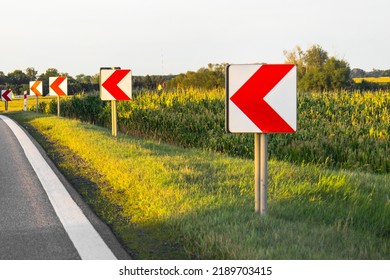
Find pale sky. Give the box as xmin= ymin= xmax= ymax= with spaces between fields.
xmin=1 ymin=0 xmax=389 ymax=76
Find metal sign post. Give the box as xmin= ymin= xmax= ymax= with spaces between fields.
xmin=57 ymin=96 xmax=60 ymax=117
xmin=254 ymin=133 xmax=268 ymax=214
xmin=254 ymin=133 xmax=261 ymax=213
xmin=111 ymin=100 xmax=117 ymax=137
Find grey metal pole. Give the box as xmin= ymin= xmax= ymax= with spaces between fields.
xmin=36 ymin=96 xmax=39 ymax=113
xmin=57 ymin=96 xmax=60 ymax=117
xmin=254 ymin=133 xmax=261 ymax=213
xmin=112 ymin=100 xmax=117 ymax=136
xmin=260 ymin=133 xmax=268 ymax=215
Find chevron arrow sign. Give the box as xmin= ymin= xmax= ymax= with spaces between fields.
xmin=226 ymin=64 xmax=297 ymax=133
xmin=30 ymin=80 xmax=43 ymax=96
xmin=49 ymin=76 xmax=68 ymax=96
xmin=100 ymin=69 xmax=132 ymax=101
xmin=1 ymin=89 xmax=12 ymax=102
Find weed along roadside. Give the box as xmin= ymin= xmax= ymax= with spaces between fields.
xmin=5 ymin=111 xmax=390 ymax=260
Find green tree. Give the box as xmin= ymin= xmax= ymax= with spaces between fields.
xmin=322 ymin=57 xmax=351 ymax=90
xmin=25 ymin=67 xmax=38 ymax=80
xmin=283 ymin=46 xmax=305 ymax=80
xmin=304 ymin=44 xmax=328 ymax=69
xmin=165 ymin=63 xmax=226 ymax=90
xmin=284 ymin=44 xmax=351 ymax=91
xmin=0 ymin=71 xmax=7 ymax=88
xmin=7 ymin=70 xmax=29 ymax=94
xmin=91 ymin=73 xmax=100 ymax=85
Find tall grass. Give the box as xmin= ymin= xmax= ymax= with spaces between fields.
xmin=35 ymin=89 xmax=389 ymax=174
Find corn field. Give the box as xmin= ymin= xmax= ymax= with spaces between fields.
xmin=37 ymin=88 xmax=389 ymax=174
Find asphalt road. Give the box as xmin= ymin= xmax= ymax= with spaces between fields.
xmin=0 ymin=115 xmax=129 ymax=260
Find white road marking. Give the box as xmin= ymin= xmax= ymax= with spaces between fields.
xmin=0 ymin=115 xmax=117 ymax=260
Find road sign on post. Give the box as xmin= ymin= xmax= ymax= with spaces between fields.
xmin=1 ymin=89 xmax=12 ymax=102
xmin=49 ymin=76 xmax=68 ymax=117
xmin=226 ymin=64 xmax=297 ymax=215
xmin=30 ymin=80 xmax=43 ymax=113
xmin=100 ymin=67 xmax=132 ymax=137
xmin=100 ymin=69 xmax=132 ymax=101
xmin=30 ymin=80 xmax=43 ymax=96
xmin=49 ymin=77 xmax=68 ymax=97
xmin=226 ymin=64 xmax=297 ymax=133
xmin=1 ymin=89 xmax=12 ymax=111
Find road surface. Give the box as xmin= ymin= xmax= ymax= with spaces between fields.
xmin=0 ymin=115 xmax=129 ymax=260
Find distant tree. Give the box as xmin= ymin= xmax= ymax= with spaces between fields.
xmin=366 ymin=68 xmax=390 ymax=78
xmin=7 ymin=70 xmax=29 ymax=94
xmin=91 ymin=73 xmax=100 ymax=85
xmin=165 ymin=63 xmax=226 ymax=90
xmin=144 ymin=75 xmax=154 ymax=89
xmin=132 ymin=75 xmax=174 ymax=90
xmin=304 ymin=44 xmax=328 ymax=69
xmin=25 ymin=67 xmax=38 ymax=80
xmin=7 ymin=70 xmax=29 ymax=84
xmin=0 ymin=71 xmax=7 ymax=88
xmin=283 ymin=46 xmax=305 ymax=80
xmin=350 ymin=68 xmax=366 ymax=78
xmin=382 ymin=69 xmax=390 ymax=76
xmin=284 ymin=45 xmax=351 ymax=91
xmin=322 ymin=57 xmax=351 ymax=90
xmin=74 ymin=74 xmax=99 ymax=92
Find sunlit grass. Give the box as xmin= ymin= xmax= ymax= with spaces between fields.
xmin=6 ymin=111 xmax=390 ymax=259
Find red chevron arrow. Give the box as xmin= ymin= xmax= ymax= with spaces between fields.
xmin=30 ymin=80 xmax=42 ymax=96
xmin=230 ymin=64 xmax=295 ymax=133
xmin=50 ymin=77 xmax=67 ymax=96
xmin=1 ymin=89 xmax=12 ymax=101
xmin=102 ymin=70 xmax=131 ymax=100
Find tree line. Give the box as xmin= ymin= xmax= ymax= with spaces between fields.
xmin=351 ymin=68 xmax=390 ymax=78
xmin=165 ymin=45 xmax=389 ymax=91
xmin=1 ymin=44 xmax=389 ymax=95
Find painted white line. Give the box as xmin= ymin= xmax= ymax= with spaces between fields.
xmin=0 ymin=115 xmax=117 ymax=260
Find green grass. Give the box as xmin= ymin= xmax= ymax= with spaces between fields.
xmin=5 ymin=111 xmax=389 ymax=259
